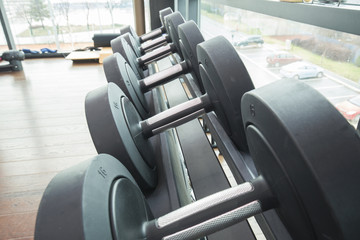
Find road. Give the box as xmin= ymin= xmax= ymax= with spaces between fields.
xmin=200 ymin=15 xmax=360 ymax=125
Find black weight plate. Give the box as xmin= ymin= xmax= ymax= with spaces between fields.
xmin=165 ymin=12 xmax=185 ymax=59
xmin=120 ymin=25 xmax=140 ymax=45
xmin=197 ymin=36 xmax=254 ymax=152
xmin=123 ymin=33 xmax=141 ymax=58
xmin=108 ymin=23 xmax=204 ymax=120
xmin=111 ymin=35 xmax=125 ymax=58
xmin=242 ymin=79 xmax=360 ymax=240
xmin=120 ymin=25 xmax=131 ymax=35
xmin=85 ymin=83 xmax=157 ymax=191
xmin=111 ymin=35 xmax=132 ymax=63
xmin=110 ymin=178 xmax=152 ymax=240
xmin=35 ymin=154 xmax=140 ymax=240
xmin=129 ymin=33 xmax=142 ymax=57
xmin=163 ymin=12 xmax=177 ymax=40
xmin=159 ymin=7 xmax=173 ymax=26
xmin=178 ymin=21 xmax=205 ymax=93
xmin=116 ymin=21 xmax=204 ymax=110
xmin=103 ymin=53 xmax=149 ymax=119
xmin=110 ymin=34 xmax=144 ymax=79
xmin=121 ymin=95 xmax=156 ymax=169
xmin=246 ymin=125 xmax=316 ymax=240
xmin=122 ymin=35 xmax=146 ymax=78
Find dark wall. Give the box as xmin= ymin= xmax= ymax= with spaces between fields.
xmin=149 ymin=0 xmax=174 ymax=29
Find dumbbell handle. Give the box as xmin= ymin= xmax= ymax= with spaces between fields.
xmin=140 ymin=34 xmax=171 ymax=54
xmin=139 ymin=26 xmax=166 ymax=43
xmin=140 ymin=94 xmax=212 ymax=138
xmin=145 ymin=176 xmax=274 ymax=240
xmin=137 ymin=43 xmax=177 ymax=67
xmin=139 ymin=61 xmax=190 ymax=91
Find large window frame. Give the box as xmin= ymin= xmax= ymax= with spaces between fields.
xmin=175 ymin=0 xmax=360 ymax=36
xmin=2 ymin=0 xmax=359 ymax=49
xmin=0 ymin=0 xmax=15 ymax=49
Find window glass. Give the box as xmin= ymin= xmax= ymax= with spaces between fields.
xmin=2 ymin=0 xmax=135 ymax=52
xmin=0 ymin=20 xmax=6 ymax=52
xmin=200 ymin=1 xmax=360 ymax=127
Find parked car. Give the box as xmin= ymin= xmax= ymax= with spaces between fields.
xmin=279 ymin=0 xmax=304 ymax=2
xmin=335 ymin=95 xmax=360 ymax=124
xmin=280 ymin=62 xmax=324 ymax=79
xmin=281 ymin=0 xmax=342 ymax=5
xmin=266 ymin=52 xmax=302 ymax=67
xmin=233 ymin=35 xmax=264 ymax=48
xmin=305 ymin=0 xmax=340 ymax=3
xmin=280 ymin=0 xmax=339 ymax=3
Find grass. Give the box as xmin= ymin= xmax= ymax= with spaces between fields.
xmin=205 ymin=11 xmax=360 ymax=83
xmin=263 ymin=36 xmax=284 ymax=46
xmin=263 ymin=36 xmax=360 ymax=83
xmin=291 ymin=46 xmax=360 ymax=83
xmin=17 ymin=24 xmax=124 ymax=37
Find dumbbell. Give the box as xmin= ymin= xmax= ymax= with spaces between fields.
xmin=114 ymin=11 xmax=184 ymax=59
xmin=35 ymin=80 xmax=360 ymax=240
xmin=120 ymin=9 xmax=176 ymax=56
xmin=120 ymin=7 xmax=173 ymax=49
xmin=111 ymin=12 xmax=185 ymax=79
xmin=104 ymin=21 xmax=205 ymax=119
xmin=119 ymin=32 xmax=171 ymax=59
xmin=85 ymin=36 xmax=254 ymax=190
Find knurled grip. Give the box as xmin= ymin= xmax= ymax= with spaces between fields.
xmin=163 ymin=201 xmax=262 ymax=240
xmin=157 ymin=183 xmax=254 ymax=228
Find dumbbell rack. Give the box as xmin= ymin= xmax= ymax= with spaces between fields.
xmin=148 ymin=52 xmax=290 ymax=239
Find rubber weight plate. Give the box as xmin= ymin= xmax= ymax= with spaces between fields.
xmin=85 ymin=83 xmax=157 ymax=191
xmin=35 ymin=154 xmax=152 ymax=240
xmin=103 ymin=53 xmax=149 ymax=118
xmin=178 ymin=21 xmax=205 ymax=93
xmin=164 ymin=12 xmax=185 ymax=59
xmin=197 ymin=35 xmax=255 ymax=152
xmin=242 ymin=79 xmax=360 ymax=239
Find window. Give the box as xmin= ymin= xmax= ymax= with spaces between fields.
xmin=200 ymin=0 xmax=360 ymax=127
xmin=1 ymin=0 xmax=135 ymax=52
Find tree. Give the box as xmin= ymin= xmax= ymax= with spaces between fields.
xmin=105 ymin=0 xmax=115 ymax=32
xmin=16 ymin=3 xmax=34 ymax=36
xmin=53 ymin=1 xmax=73 ymax=48
xmin=30 ymin=0 xmax=50 ymax=29
xmin=85 ymin=1 xmax=91 ymax=31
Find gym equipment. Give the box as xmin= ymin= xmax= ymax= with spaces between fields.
xmin=120 ymin=7 xmax=173 ymax=46
xmin=92 ymin=33 xmax=120 ymax=48
xmin=116 ymin=10 xmax=180 ymax=58
xmin=85 ymin=36 xmax=254 ymax=190
xmin=120 ymin=8 xmax=173 ymax=54
xmin=0 ymin=50 xmax=25 ymax=72
xmin=35 ymin=80 xmax=360 ymax=240
xmin=34 ymin=154 xmax=154 ymax=240
xmin=111 ymin=12 xmax=185 ymax=79
xmin=119 ymin=32 xmax=171 ymax=58
xmin=104 ymin=21 xmax=205 ymax=119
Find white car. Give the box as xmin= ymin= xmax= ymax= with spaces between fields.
xmin=280 ymin=62 xmax=324 ymax=79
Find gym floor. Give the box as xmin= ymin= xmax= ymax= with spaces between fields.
xmin=0 ymin=58 xmax=105 ymax=239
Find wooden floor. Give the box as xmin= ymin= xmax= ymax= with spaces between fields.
xmin=0 ymin=58 xmax=106 ymax=239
